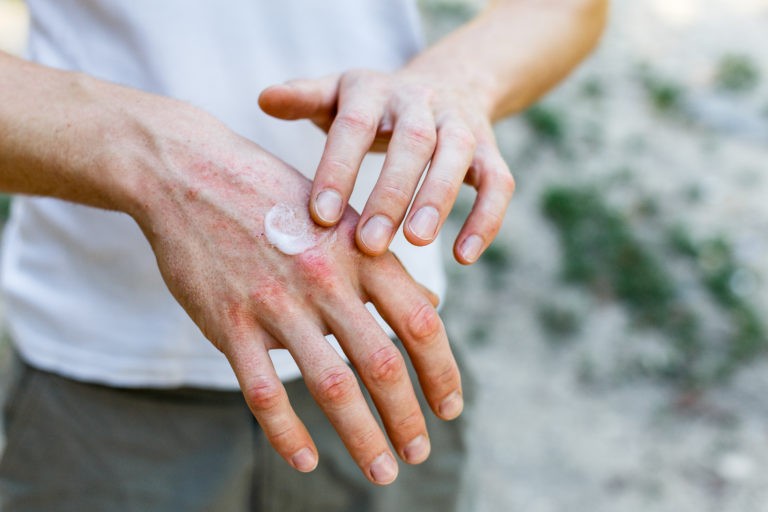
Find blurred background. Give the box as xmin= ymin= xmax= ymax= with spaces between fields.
xmin=2 ymin=0 xmax=768 ymax=510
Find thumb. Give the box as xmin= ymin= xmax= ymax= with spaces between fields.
xmin=258 ymin=74 xmax=339 ymax=123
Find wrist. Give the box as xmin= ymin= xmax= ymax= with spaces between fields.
xmin=95 ymin=86 xmax=228 ymax=227
xmin=401 ymin=50 xmax=499 ymax=121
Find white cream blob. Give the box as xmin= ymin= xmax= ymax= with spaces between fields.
xmin=264 ymin=203 xmax=324 ymax=255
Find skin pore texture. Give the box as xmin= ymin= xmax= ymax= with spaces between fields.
xmin=264 ymin=202 xmax=334 ymax=255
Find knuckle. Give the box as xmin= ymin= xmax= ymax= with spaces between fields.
xmin=314 ymin=367 xmax=358 ymax=406
xmin=442 ymin=126 xmax=476 ymax=152
xmin=433 ymin=362 xmax=459 ymax=388
xmin=406 ymin=302 xmax=443 ymax=344
xmin=377 ymin=181 xmax=413 ymax=208
xmin=498 ymin=171 xmax=516 ymax=196
xmin=396 ymin=409 xmax=424 ymax=433
xmin=427 ymin=174 xmax=460 ymax=199
xmin=347 ymin=428 xmax=379 ymax=453
xmin=244 ymin=378 xmax=285 ymax=413
xmin=479 ymin=207 xmax=506 ymax=234
xmin=400 ymin=121 xmax=437 ymax=149
xmin=365 ymin=345 xmax=406 ymax=386
xmin=336 ymin=109 xmax=377 ymax=133
xmin=252 ymin=283 xmax=294 ymax=318
xmin=323 ymin=158 xmax=356 ymax=179
xmin=266 ymin=422 xmax=297 ymax=447
xmin=295 ymin=251 xmax=339 ymax=291
xmin=250 ymin=276 xmax=292 ymax=315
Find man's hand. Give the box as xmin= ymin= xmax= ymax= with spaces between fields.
xmin=0 ymin=55 xmax=463 ymax=486
xmin=259 ymin=0 xmax=608 ymax=264
xmin=128 ymin=109 xmax=464 ymax=486
xmin=259 ymin=69 xmax=515 ymax=265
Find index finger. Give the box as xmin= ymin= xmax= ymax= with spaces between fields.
xmin=310 ymin=97 xmax=382 ymax=227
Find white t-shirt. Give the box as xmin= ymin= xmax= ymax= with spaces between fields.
xmin=1 ymin=0 xmax=446 ymax=389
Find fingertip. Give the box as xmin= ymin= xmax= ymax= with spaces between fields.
xmin=403 ymin=205 xmax=441 ymax=247
xmin=438 ymin=391 xmax=464 ymax=420
xmin=369 ymin=452 xmax=399 ymax=485
xmin=258 ymin=84 xmax=295 ymax=118
xmin=454 ymin=234 xmax=484 ymax=265
xmin=402 ymin=434 xmax=431 ymax=465
xmin=290 ymin=447 xmax=319 ymax=473
xmin=357 ymin=214 xmax=394 ymax=255
xmin=312 ymin=189 xmax=344 ymax=226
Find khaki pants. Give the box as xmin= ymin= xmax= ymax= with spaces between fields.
xmin=0 ymin=344 xmax=475 ymax=512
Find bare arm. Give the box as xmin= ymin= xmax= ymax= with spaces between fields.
xmin=0 ymin=50 xmax=464 ymax=485
xmin=260 ymin=0 xmax=609 ymax=262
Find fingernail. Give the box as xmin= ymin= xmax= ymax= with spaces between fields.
xmin=403 ymin=435 xmax=431 ymax=464
xmin=439 ymin=391 xmax=464 ymax=419
xmin=460 ymin=234 xmax=484 ymax=263
xmin=369 ymin=452 xmax=399 ymax=485
xmin=360 ymin=215 xmax=393 ymax=253
xmin=409 ymin=206 xmax=440 ymax=241
xmin=291 ymin=448 xmax=318 ymax=472
xmin=314 ymin=190 xmax=343 ymax=224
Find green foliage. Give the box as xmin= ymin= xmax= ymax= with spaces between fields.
xmin=542 ymin=185 xmax=768 ymax=389
xmin=667 ymin=227 xmax=767 ymax=380
xmin=523 ymin=104 xmax=566 ymax=144
xmin=541 ymin=186 xmax=682 ymax=325
xmin=538 ymin=302 xmax=581 ymax=340
xmin=644 ymin=78 xmax=685 ymax=113
xmin=636 ymin=64 xmax=686 ymax=113
xmin=715 ymin=54 xmax=760 ymax=93
xmin=580 ymin=76 xmax=606 ymax=100
xmin=479 ymin=242 xmax=513 ymax=270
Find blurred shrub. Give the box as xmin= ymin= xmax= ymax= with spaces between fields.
xmin=638 ymin=70 xmax=686 ymax=114
xmin=715 ymin=54 xmax=760 ymax=93
xmin=538 ymin=301 xmax=581 ymax=341
xmin=541 ymin=186 xmax=690 ymax=329
xmin=580 ymin=76 xmax=606 ymax=100
xmin=523 ymin=104 xmax=566 ymax=144
xmin=542 ymin=185 xmax=768 ymax=389
xmin=667 ymin=227 xmax=767 ymax=379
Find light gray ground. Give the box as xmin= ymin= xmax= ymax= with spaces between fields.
xmin=3 ymin=1 xmax=768 ymax=511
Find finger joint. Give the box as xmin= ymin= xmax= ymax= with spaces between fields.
xmin=244 ymin=377 xmax=285 ymax=413
xmin=336 ymin=109 xmax=377 ymax=134
xmin=399 ymin=122 xmax=436 ymax=151
xmin=365 ymin=345 xmax=406 ymax=387
xmin=406 ymin=302 xmax=442 ymax=345
xmin=314 ymin=367 xmax=358 ymax=407
xmin=441 ymin=126 xmax=476 ymax=153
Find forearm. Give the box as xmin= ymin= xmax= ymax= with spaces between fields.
xmin=0 ymin=50 xmax=221 ymax=219
xmin=406 ymin=0 xmax=609 ymax=120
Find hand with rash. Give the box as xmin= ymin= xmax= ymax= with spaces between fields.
xmin=0 ymin=55 xmax=462 ymax=486
xmin=130 ymin=106 xmax=463 ymax=485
